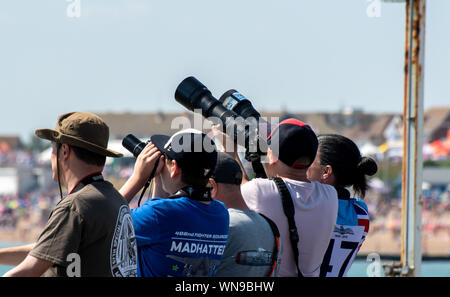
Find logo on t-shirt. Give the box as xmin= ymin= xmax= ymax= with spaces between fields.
xmin=167 ymin=231 xmax=228 ymax=276
xmin=334 ymin=225 xmax=355 ymax=235
xmin=110 ymin=205 xmax=138 ymax=277
xmin=166 ymin=255 xmax=221 ymax=277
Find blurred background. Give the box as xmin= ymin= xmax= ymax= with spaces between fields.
xmin=0 ymin=0 xmax=449 ymax=276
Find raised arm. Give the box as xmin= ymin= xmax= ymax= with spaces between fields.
xmin=209 ymin=125 xmax=250 ymax=184
xmin=120 ymin=142 xmax=165 ymax=203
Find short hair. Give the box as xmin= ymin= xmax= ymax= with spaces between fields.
xmin=166 ymin=156 xmax=209 ymax=187
xmin=57 ymin=142 xmax=106 ymax=167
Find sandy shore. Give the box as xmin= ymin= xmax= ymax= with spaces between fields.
xmin=359 ymin=230 xmax=450 ymax=257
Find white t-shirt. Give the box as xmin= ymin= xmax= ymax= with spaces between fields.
xmin=241 ymin=178 xmax=338 ymax=277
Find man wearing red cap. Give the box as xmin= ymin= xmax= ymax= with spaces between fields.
xmin=216 ymin=118 xmax=338 ymax=277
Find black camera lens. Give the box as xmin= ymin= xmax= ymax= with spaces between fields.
xmin=174 ymin=77 xmax=268 ymax=177
xmin=175 ymin=76 xmax=252 ymax=147
xmin=174 ymin=76 xmax=210 ymax=110
xmin=122 ymin=134 xmax=147 ymax=157
xmin=175 ymin=76 xmax=236 ymax=123
xmin=219 ymin=89 xmax=261 ymax=120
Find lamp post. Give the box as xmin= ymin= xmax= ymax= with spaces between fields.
xmin=379 ymin=0 xmax=426 ymax=277
xmin=400 ymin=0 xmax=426 ymax=277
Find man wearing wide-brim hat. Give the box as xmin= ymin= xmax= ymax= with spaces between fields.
xmin=0 ymin=112 xmax=138 ymax=277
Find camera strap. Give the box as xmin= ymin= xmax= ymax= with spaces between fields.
xmin=56 ymin=144 xmax=64 ymax=200
xmin=169 ymin=186 xmax=213 ymax=202
xmin=272 ymin=177 xmax=304 ymax=277
xmin=251 ymin=159 xmax=267 ymax=178
xmin=69 ymin=172 xmax=104 ymax=194
xmin=137 ymin=158 xmax=160 ymax=207
xmin=258 ymin=213 xmax=281 ymax=277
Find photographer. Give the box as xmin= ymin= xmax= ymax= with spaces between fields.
xmin=173 ymin=76 xmax=338 ymax=277
xmin=307 ymin=134 xmax=377 ymax=277
xmin=209 ymin=152 xmax=281 ymax=277
xmin=1 ymin=112 xmax=137 ymax=277
xmin=119 ymin=129 xmax=230 ymax=277
xmin=219 ymin=118 xmax=338 ymax=277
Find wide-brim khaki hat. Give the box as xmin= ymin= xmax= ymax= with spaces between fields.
xmin=35 ymin=111 xmax=123 ymax=158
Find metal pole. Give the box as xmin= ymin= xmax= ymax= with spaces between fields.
xmin=400 ymin=0 xmax=426 ymax=277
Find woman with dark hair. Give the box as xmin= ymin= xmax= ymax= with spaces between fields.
xmin=307 ymin=134 xmax=378 ymax=277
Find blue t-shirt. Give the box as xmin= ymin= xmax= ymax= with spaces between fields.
xmin=131 ymin=197 xmax=230 ymax=277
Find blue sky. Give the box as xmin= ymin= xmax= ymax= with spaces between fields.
xmin=0 ymin=0 xmax=449 ymax=141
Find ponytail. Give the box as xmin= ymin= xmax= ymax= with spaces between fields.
xmin=353 ymin=156 xmax=378 ymax=197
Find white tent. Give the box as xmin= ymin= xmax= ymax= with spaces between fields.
xmin=107 ymin=139 xmax=133 ymax=158
xmin=37 ymin=146 xmax=52 ymax=164
xmin=360 ymin=142 xmax=381 ymax=156
xmin=106 ymin=139 xmax=133 ymax=165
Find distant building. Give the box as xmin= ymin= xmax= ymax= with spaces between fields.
xmin=423 ymin=167 xmax=450 ymax=187
xmin=424 ymin=107 xmax=450 ymax=143
xmin=99 ymin=111 xmax=195 ymax=140
xmin=0 ymin=136 xmax=22 ymax=152
xmin=98 ymin=107 xmax=450 ymax=151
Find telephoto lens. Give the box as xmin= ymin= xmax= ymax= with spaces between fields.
xmin=218 ymin=89 xmax=270 ymax=179
xmin=174 ymin=76 xmax=247 ymax=146
xmin=174 ymin=76 xmax=236 ymax=122
xmin=219 ymin=89 xmax=261 ymax=120
xmin=174 ymin=76 xmax=268 ymax=178
xmin=122 ymin=134 xmax=148 ymax=158
xmin=221 ymin=89 xmax=275 ymax=152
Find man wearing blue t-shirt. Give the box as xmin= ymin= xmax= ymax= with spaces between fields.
xmin=120 ymin=129 xmax=230 ymax=277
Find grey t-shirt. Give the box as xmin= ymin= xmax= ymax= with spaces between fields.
xmin=215 ymin=208 xmax=282 ymax=277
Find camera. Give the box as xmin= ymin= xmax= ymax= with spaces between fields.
xmin=218 ymin=89 xmax=271 ymax=148
xmin=174 ymin=76 xmax=243 ymax=136
xmin=219 ymin=89 xmax=261 ymax=120
xmin=175 ymin=77 xmax=265 ymax=158
xmin=174 ymin=76 xmax=269 ymax=177
xmin=121 ymin=134 xmax=160 ymax=207
xmin=122 ymin=134 xmax=149 ymax=158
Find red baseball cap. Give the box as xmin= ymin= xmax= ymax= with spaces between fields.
xmin=267 ymin=118 xmax=318 ymax=168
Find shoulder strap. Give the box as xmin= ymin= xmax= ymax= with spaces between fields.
xmin=137 ymin=159 xmax=160 ymax=207
xmin=258 ymin=213 xmax=280 ymax=277
xmin=272 ymin=177 xmax=304 ymax=277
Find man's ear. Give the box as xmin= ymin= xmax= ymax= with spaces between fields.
xmin=267 ymin=148 xmax=278 ymax=166
xmin=169 ymin=160 xmax=181 ymax=179
xmin=60 ymin=143 xmax=71 ymax=161
xmin=208 ymin=178 xmax=218 ymax=198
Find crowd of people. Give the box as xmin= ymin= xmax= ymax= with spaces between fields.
xmin=0 ymin=111 xmax=448 ymax=277
xmin=3 ymin=183 xmax=448 ymax=245
xmin=0 ymin=147 xmax=35 ymax=168
xmin=2 ymin=165 xmax=448 ymax=244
